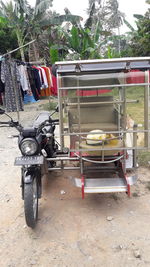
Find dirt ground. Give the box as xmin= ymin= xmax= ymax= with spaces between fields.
xmin=0 ymin=100 xmax=150 ymax=267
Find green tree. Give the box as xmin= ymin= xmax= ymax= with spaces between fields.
xmin=0 ymin=0 xmax=32 ymax=60
xmin=85 ymin=0 xmax=125 ymax=56
xmin=129 ymin=9 xmax=150 ymax=56
xmin=0 ymin=0 xmax=53 ymax=60
xmin=62 ymin=24 xmax=103 ymax=60
xmin=36 ymin=8 xmax=82 ymax=63
xmin=31 ymin=3 xmax=82 ymax=62
xmin=0 ymin=17 xmax=18 ymax=55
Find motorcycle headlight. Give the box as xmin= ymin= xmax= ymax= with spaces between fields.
xmin=20 ymin=138 xmax=38 ymax=156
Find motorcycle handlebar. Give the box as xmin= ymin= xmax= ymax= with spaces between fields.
xmin=0 ymin=121 xmax=11 ymax=125
xmin=0 ymin=118 xmax=59 ymax=133
xmin=36 ymin=118 xmax=59 ymax=134
xmin=0 ymin=120 xmax=22 ymax=131
xmin=51 ymin=119 xmax=59 ymax=123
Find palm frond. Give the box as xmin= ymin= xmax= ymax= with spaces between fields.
xmin=123 ymin=18 xmax=135 ymax=32
xmin=69 ymin=26 xmax=80 ymax=52
xmin=94 ymin=20 xmax=102 ymax=43
xmin=133 ymin=14 xmax=144 ymax=20
xmin=84 ymin=3 xmax=95 ymax=29
xmin=34 ymin=0 xmax=53 ymax=16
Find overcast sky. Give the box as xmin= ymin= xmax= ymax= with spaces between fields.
xmin=29 ymin=0 xmax=149 ymax=33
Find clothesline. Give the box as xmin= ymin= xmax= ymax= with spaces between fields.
xmin=0 ymin=58 xmax=58 ymax=113
xmin=0 ymin=39 xmax=58 ymax=122
xmin=15 ymin=59 xmax=46 ymax=66
xmin=26 ymin=61 xmax=46 ymax=65
xmin=1 ymin=40 xmax=36 ymax=58
xmin=0 ymin=37 xmax=58 ymax=123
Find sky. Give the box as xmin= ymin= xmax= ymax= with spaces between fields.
xmin=29 ymin=0 xmax=149 ymax=33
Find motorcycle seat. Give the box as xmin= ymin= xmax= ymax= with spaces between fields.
xmin=33 ymin=112 xmax=51 ymax=128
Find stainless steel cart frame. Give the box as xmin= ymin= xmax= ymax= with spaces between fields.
xmin=48 ymin=57 xmax=150 ymax=198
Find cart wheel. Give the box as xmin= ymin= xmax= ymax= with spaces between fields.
xmin=24 ymin=178 xmax=38 ymax=228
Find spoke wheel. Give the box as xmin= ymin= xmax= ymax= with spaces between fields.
xmin=24 ymin=178 xmax=38 ymax=228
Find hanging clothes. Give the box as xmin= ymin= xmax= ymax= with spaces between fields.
xmin=32 ymin=66 xmax=43 ymax=88
xmin=17 ymin=64 xmax=31 ymax=91
xmin=1 ymin=59 xmax=23 ymax=112
xmin=37 ymin=67 xmax=48 ymax=96
xmin=32 ymin=68 xmax=42 ymax=95
xmin=51 ymin=71 xmax=58 ymax=96
xmin=38 ymin=66 xmax=48 ymax=88
xmin=41 ymin=66 xmax=52 ymax=96
xmin=126 ymin=70 xmax=145 ymax=84
xmin=27 ymin=68 xmax=40 ymax=101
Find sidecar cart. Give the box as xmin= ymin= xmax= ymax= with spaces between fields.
xmin=48 ymin=57 xmax=150 ymax=198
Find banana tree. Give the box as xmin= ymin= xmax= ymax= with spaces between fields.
xmin=0 ymin=16 xmax=18 ymax=54
xmin=85 ymin=0 xmax=126 ymax=56
xmin=0 ymin=0 xmax=54 ymax=61
xmin=28 ymin=3 xmax=82 ymax=61
xmin=0 ymin=0 xmax=31 ymax=60
xmin=63 ymin=24 xmax=104 ymax=60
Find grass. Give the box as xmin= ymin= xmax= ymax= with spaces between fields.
xmin=126 ymin=86 xmax=144 ymax=125
xmin=40 ymin=102 xmax=58 ymax=111
xmin=138 ymin=150 xmax=150 ymax=167
xmin=106 ymin=86 xmax=145 ymax=125
xmin=126 ymin=86 xmax=150 ymax=167
xmin=39 ymin=98 xmax=58 ymax=111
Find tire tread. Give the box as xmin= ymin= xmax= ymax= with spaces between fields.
xmin=24 ymin=180 xmax=38 ymax=228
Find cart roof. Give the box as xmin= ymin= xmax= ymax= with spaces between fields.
xmin=56 ymin=57 xmax=150 ymax=74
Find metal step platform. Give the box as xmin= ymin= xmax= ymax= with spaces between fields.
xmin=74 ymin=177 xmax=127 ymax=194
xmin=84 ymin=177 xmax=127 ymax=193
xmin=73 ymin=172 xmax=137 ymax=198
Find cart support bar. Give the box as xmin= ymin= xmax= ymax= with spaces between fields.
xmin=81 ymin=175 xmax=85 ymax=199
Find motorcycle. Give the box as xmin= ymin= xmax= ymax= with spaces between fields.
xmin=0 ymin=108 xmax=59 ymax=228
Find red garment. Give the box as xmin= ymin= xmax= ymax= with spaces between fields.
xmin=77 ymin=89 xmax=112 ymax=96
xmin=126 ymin=70 xmax=145 ymax=84
xmin=51 ymin=73 xmax=58 ymax=96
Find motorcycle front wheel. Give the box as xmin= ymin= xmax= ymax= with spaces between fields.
xmin=24 ymin=178 xmax=38 ymax=228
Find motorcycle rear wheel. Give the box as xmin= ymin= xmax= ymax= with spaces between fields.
xmin=24 ymin=178 xmax=38 ymax=228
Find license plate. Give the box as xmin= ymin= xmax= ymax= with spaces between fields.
xmin=14 ymin=155 xmax=44 ymax=166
